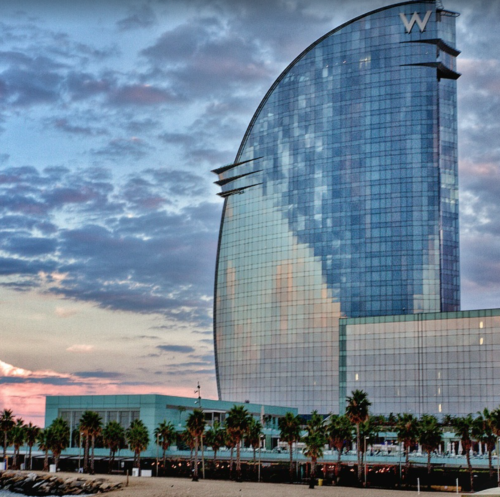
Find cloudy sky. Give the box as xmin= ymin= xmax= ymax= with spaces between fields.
xmin=0 ymin=0 xmax=499 ymax=425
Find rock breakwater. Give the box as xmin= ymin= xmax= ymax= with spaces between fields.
xmin=0 ymin=472 xmax=123 ymax=496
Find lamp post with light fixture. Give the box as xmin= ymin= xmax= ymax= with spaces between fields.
xmin=364 ymin=436 xmax=368 ymax=486
xmin=194 ymin=383 xmax=205 ymax=479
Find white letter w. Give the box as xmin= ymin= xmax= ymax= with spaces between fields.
xmin=399 ymin=11 xmax=432 ymax=33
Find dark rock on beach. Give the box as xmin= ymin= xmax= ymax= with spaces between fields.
xmin=0 ymin=471 xmax=123 ymax=496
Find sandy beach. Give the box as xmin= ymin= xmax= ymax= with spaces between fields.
xmin=41 ymin=472 xmax=459 ymax=497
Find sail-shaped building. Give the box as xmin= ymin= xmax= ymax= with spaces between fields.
xmin=212 ymin=1 xmax=486 ymax=416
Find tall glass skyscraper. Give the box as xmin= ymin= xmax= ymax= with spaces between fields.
xmin=213 ymin=1 xmax=460 ymax=413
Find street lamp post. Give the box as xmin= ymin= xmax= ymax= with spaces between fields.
xmin=78 ymin=432 xmax=83 ymax=473
xmin=497 ymin=437 xmax=499 ymax=487
xmin=399 ymin=441 xmax=403 ymax=486
xmin=258 ymin=434 xmax=264 ymax=482
xmin=364 ymin=437 xmax=368 ymax=487
xmin=194 ymin=382 xmax=205 ymax=479
xmin=156 ymin=432 xmax=159 ymax=477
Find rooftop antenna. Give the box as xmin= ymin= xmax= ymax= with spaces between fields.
xmin=194 ymin=382 xmax=201 ymax=410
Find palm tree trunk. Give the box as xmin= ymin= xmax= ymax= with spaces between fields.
xmin=466 ymin=450 xmax=473 ymax=491
xmin=91 ymin=435 xmax=95 ymax=474
xmin=3 ymin=433 xmax=7 ymax=462
xmin=28 ymin=445 xmax=33 ymax=470
xmin=84 ymin=434 xmax=89 ymax=473
xmin=289 ymin=443 xmax=294 ymax=483
xmin=229 ymin=446 xmax=234 ymax=479
xmin=356 ymin=423 xmax=362 ymax=483
xmin=213 ymin=448 xmax=217 ymax=464
xmin=405 ymin=445 xmax=410 ymax=485
xmin=236 ymin=441 xmax=242 ymax=482
xmin=43 ymin=450 xmax=49 ymax=471
xmin=192 ymin=437 xmax=199 ymax=481
xmin=309 ymin=457 xmax=316 ymax=489
xmin=201 ymin=435 xmax=205 ymax=480
xmin=489 ymin=447 xmax=493 ymax=480
xmin=12 ymin=447 xmax=17 ymax=469
xmin=336 ymin=447 xmax=342 ymax=484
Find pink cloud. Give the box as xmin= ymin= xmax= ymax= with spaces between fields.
xmin=0 ymin=359 xmax=199 ymax=427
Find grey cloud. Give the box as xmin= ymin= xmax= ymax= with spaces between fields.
xmin=52 ymin=118 xmax=108 ymax=136
xmin=108 ymin=84 xmax=183 ymax=106
xmin=73 ymin=371 xmax=123 ymax=378
xmin=189 ymin=353 xmax=214 ymax=364
xmin=143 ymin=169 xmax=209 ymax=198
xmin=117 ymin=4 xmax=157 ymax=31
xmin=65 ymin=71 xmax=114 ymax=101
xmin=126 ymin=118 xmax=160 ymax=133
xmin=1 ymin=65 xmax=62 ymax=107
xmin=162 ymin=368 xmax=215 ymax=377
xmin=3 ymin=236 xmax=57 ymax=257
xmin=91 ymin=137 xmax=152 ymax=160
xmin=141 ymin=17 xmax=275 ymax=99
xmin=121 ymin=176 xmax=169 ymax=211
xmin=0 ymin=256 xmax=54 ymax=276
xmin=157 ymin=345 xmax=196 ymax=353
xmin=0 ymin=376 xmax=74 ymax=386
xmin=0 ymin=165 xmax=217 ymax=327
xmin=0 ymin=194 xmax=49 ymax=216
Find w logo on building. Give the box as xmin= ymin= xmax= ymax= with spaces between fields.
xmin=399 ymin=11 xmax=432 ymax=33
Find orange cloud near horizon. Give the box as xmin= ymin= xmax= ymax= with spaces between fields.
xmin=0 ymin=359 xmax=208 ymax=427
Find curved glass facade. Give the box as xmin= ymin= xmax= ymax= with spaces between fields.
xmin=214 ymin=1 xmax=460 ymax=413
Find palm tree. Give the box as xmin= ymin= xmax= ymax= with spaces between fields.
xmin=182 ymin=429 xmax=195 ymax=463
xmin=89 ymin=413 xmax=102 ymax=474
xmin=154 ymin=420 xmax=176 ymax=471
xmin=205 ymin=421 xmax=226 ymax=465
xmin=326 ymin=413 xmax=352 ymax=481
xmin=126 ymin=419 xmax=150 ymax=470
xmin=0 ymin=409 xmax=15 ymax=467
xmin=37 ymin=429 xmax=50 ymax=472
xmin=25 ymin=422 xmax=40 ymax=470
xmin=225 ymin=405 xmax=251 ymax=482
xmin=47 ymin=418 xmax=70 ymax=471
xmin=474 ymin=408 xmax=498 ymax=481
xmin=302 ymin=411 xmax=326 ymax=489
xmin=79 ymin=411 xmax=102 ymax=473
xmin=451 ymin=414 xmax=475 ymax=491
xmin=419 ymin=414 xmax=441 ymax=477
xmin=278 ymin=412 xmax=302 ymax=483
xmin=395 ymin=413 xmax=420 ymax=481
xmin=358 ymin=417 xmax=379 ymax=485
xmin=345 ymin=389 xmax=371 ymax=483
xmin=246 ymin=417 xmax=263 ymax=467
xmin=186 ymin=409 xmax=206 ymax=481
xmin=225 ymin=429 xmax=236 ymax=479
xmin=490 ymin=407 xmax=500 ymax=486
xmin=10 ymin=418 xmax=25 ymax=469
xmin=102 ymin=421 xmax=126 ymax=473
